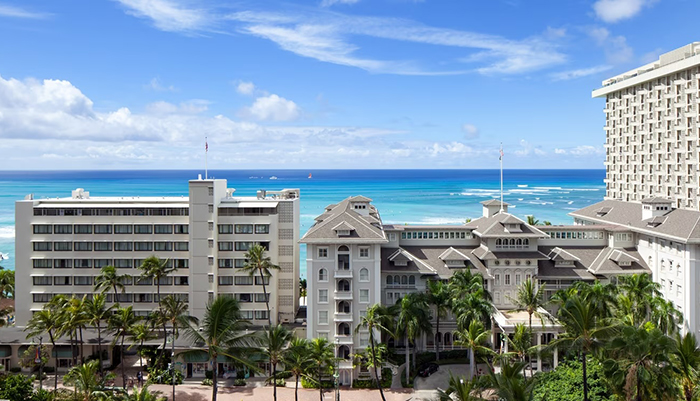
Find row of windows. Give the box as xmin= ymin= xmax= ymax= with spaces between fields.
xmin=546 ymin=231 xmax=605 ymax=240
xmin=400 ymin=231 xmax=471 ymax=240
xmin=218 ymin=259 xmax=247 ymax=268
xmin=32 ymin=208 xmax=189 ymax=217
xmin=33 ymin=224 xmax=189 ymax=235
xmin=217 ymin=224 xmax=270 ymax=234
xmin=217 ymin=276 xmax=270 ymax=286
xmin=32 ymin=293 xmax=189 ymax=303
xmin=494 ymin=238 xmax=530 ymax=248
xmin=32 ymin=258 xmax=189 ymax=269
xmin=237 ymin=293 xmax=270 ymax=303
xmin=239 ymin=310 xmax=270 ymax=320
xmin=218 ymin=241 xmax=270 ymax=252
xmin=385 ymin=275 xmax=416 ymax=286
xmin=316 ymin=246 xmax=369 ymax=258
xmin=218 ymin=207 xmax=277 ymax=216
xmin=318 ymin=268 xmax=370 ymax=281
xmin=32 ymin=241 xmax=189 ymax=252
xmin=493 ymin=273 xmax=532 ymax=286
xmin=33 ymin=275 xmax=190 ymax=286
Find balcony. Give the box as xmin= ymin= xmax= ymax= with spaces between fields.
xmin=339 ymin=361 xmax=354 ymax=370
xmin=335 ymin=335 xmax=354 ymax=345
xmin=335 ymin=269 xmax=353 ymax=279
xmin=335 ymin=290 xmax=353 ymax=300
xmin=334 ymin=312 xmax=353 ymax=322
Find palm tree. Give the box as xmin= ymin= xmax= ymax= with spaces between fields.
xmin=449 ymin=269 xmax=493 ymax=330
xmin=651 ymin=297 xmax=683 ymax=335
xmin=672 ymin=332 xmax=700 ymax=401
xmin=129 ymin=323 xmax=157 ymax=371
xmin=0 ymin=269 xmax=15 ymax=298
xmin=509 ymin=278 xmax=547 ymax=377
xmin=66 ymin=296 xmax=90 ymax=364
xmin=437 ymin=374 xmax=483 ymax=401
xmin=139 ymin=256 xmax=176 ymax=352
xmin=550 ymin=295 xmax=611 ymax=401
xmin=259 ymin=324 xmax=293 ymax=401
xmin=454 ymin=320 xmax=492 ymax=379
xmin=160 ymin=294 xmax=199 ymax=346
xmin=603 ymin=325 xmax=677 ymax=401
xmin=109 ymin=306 xmax=141 ymax=388
xmin=308 ymin=337 xmax=334 ymax=401
xmin=284 ymin=338 xmax=313 ymax=401
xmin=355 ymin=303 xmax=395 ymax=401
xmin=25 ymin=308 xmax=61 ymax=390
xmin=505 ymin=324 xmax=532 ymax=365
xmin=62 ymin=360 xmax=105 ymax=401
xmin=426 ymin=280 xmax=450 ymax=361
xmin=484 ymin=360 xmax=534 ymax=401
xmin=129 ymin=384 xmax=166 ymax=401
xmin=572 ymin=280 xmax=617 ymax=321
xmin=396 ymin=292 xmax=432 ymax=382
xmin=84 ymin=294 xmax=113 ymax=376
xmin=526 ymin=215 xmax=539 ymax=225
xmin=242 ymin=244 xmax=279 ymax=327
xmin=182 ymin=296 xmax=256 ymax=401
xmin=617 ymin=273 xmax=661 ymax=326
xmin=94 ymin=265 xmax=128 ymax=302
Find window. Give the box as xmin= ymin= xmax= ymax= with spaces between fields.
xmin=515 ymin=274 xmax=521 ymax=286
xmin=174 ymin=242 xmax=188 ymax=251
xmin=218 ymin=259 xmax=233 ymax=268
xmin=173 ymin=276 xmax=188 ymax=285
xmin=388 ymin=233 xmax=396 ymax=241
xmin=54 ymin=259 xmax=72 ymax=268
xmin=495 ymin=274 xmax=501 ymax=286
xmin=74 ymin=259 xmax=92 ymax=268
xmin=409 ymin=276 xmax=415 ymax=285
xmin=94 ymin=224 xmax=112 ymax=234
xmin=93 ymin=259 xmax=111 ymax=269
xmin=494 ymin=291 xmax=501 ymax=304
xmin=74 ymin=276 xmax=93 ymax=285
xmin=173 ymin=259 xmax=188 ymax=269
xmin=235 ymin=224 xmax=254 ymax=234
xmin=53 ymin=225 xmax=72 ymax=234
xmin=134 ymin=242 xmax=153 ymax=252
xmin=318 ymin=247 xmax=329 ymax=258
xmin=318 ymin=310 xmax=329 ymax=325
xmin=74 ymin=225 xmax=92 ymax=234
xmin=234 ymin=259 xmax=247 ymax=268
xmin=218 ymin=242 xmax=233 ymax=251
xmin=154 ymin=224 xmax=172 ymax=234
xmin=359 ymin=268 xmax=369 ymax=282
xmin=255 ymin=293 xmax=269 ymax=303
xmin=158 ymin=277 xmax=173 ymax=285
xmin=94 ymin=242 xmax=112 ymax=251
xmin=33 ymin=225 xmax=52 ymax=234
xmin=235 ymin=242 xmax=254 ymax=251
xmin=319 ymin=268 xmax=328 ymax=282
xmin=33 ymin=259 xmax=52 ymax=268
xmin=33 ymin=242 xmax=52 ymax=251
xmin=54 ymin=242 xmax=72 ymax=251
xmin=218 ymin=276 xmax=234 ymax=286
xmin=235 ymin=276 xmax=254 ymax=285
xmin=319 ymin=289 xmax=328 ymax=303
xmin=238 ymin=294 xmax=252 ymax=303
xmin=33 ymin=276 xmax=52 ymax=285
xmin=114 ymin=225 xmax=132 ymax=234
xmin=174 ymin=224 xmax=188 ymax=234
xmin=359 ymin=247 xmax=369 ymax=258
xmin=114 ymin=259 xmax=132 ymax=268
xmin=255 ymin=276 xmax=270 ymax=285
xmin=218 ymin=224 xmax=233 ymax=234
xmin=255 ymin=311 xmax=269 ymax=320
xmin=505 ymin=274 xmax=511 ymax=285
xmin=255 ymin=224 xmax=270 ymax=234
xmin=360 ymin=289 xmax=369 ymax=303
xmin=154 ymin=242 xmax=172 ymax=251
xmin=54 ymin=276 xmax=71 ymax=286
xmin=134 ymin=225 xmax=152 ymax=234
xmin=33 ymin=294 xmax=52 ymax=303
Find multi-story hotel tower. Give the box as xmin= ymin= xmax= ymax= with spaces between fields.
xmin=594 ymin=42 xmax=700 ymax=209
xmin=14 ymin=177 xmax=300 ymax=327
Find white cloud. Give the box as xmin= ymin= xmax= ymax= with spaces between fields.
xmin=461 ymin=124 xmax=479 ymax=139
xmin=513 ymin=139 xmax=546 ymax=156
xmin=320 ymin=0 xmax=360 ymax=6
xmin=241 ymin=94 xmax=300 ymax=122
xmin=587 ymin=27 xmax=633 ymax=64
xmin=554 ymin=148 xmax=567 ymax=154
xmin=146 ymin=77 xmax=178 ymax=92
xmin=550 ymin=65 xmax=612 ymax=81
xmin=569 ymin=145 xmax=605 ymax=156
xmin=236 ymin=81 xmax=255 ymax=95
xmin=145 ymin=99 xmax=209 ymax=114
xmin=593 ymin=0 xmax=656 ymax=23
xmin=113 ymin=0 xmax=210 ymax=32
xmin=0 ymin=4 xmax=48 ymax=18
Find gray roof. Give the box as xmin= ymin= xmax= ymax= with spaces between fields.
xmin=481 ymin=199 xmax=509 ymax=206
xmin=536 ymin=245 xmax=650 ymax=277
xmin=348 ymin=195 xmax=373 ymax=202
xmin=466 ymin=213 xmax=549 ymax=238
xmin=301 ymin=197 xmax=388 ymax=244
xmin=439 ymin=247 xmax=470 ymax=261
xmin=472 ymin=246 xmax=549 ymax=261
xmin=382 ymin=246 xmax=490 ymax=279
xmin=382 ymin=224 xmax=470 ymax=231
xmin=641 ymin=197 xmax=673 ymax=204
xmin=570 ymin=200 xmax=700 ymax=243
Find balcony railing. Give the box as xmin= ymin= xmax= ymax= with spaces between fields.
xmin=334 ymin=312 xmax=353 ymax=322
xmin=335 ymin=269 xmax=353 ymax=278
xmin=335 ymin=290 xmax=353 ymax=300
xmin=335 ymin=335 xmax=354 ymax=345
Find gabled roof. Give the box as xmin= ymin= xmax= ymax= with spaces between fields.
xmin=388 ymin=248 xmax=412 ymax=263
xmin=300 ymin=196 xmax=388 ymax=244
xmin=348 ymin=195 xmax=373 ymax=203
xmin=641 ymin=197 xmax=672 ymax=204
xmin=588 ymin=247 xmax=649 ymax=275
xmin=382 ymin=246 xmax=490 ymax=279
xmin=472 ymin=246 xmax=549 ymax=261
xmin=608 ymin=249 xmax=639 ymax=264
xmin=466 ymin=213 xmax=549 ymax=238
xmin=439 ymin=247 xmax=469 ymax=261
xmin=481 ymin=199 xmax=509 ymax=206
xmin=570 ymin=199 xmax=700 ymax=243
xmin=547 ymin=247 xmax=581 ymax=262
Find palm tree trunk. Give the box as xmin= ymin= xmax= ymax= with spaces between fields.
xmin=295 ymin=374 xmax=299 ymax=401
xmin=582 ymin=351 xmax=588 ymax=401
xmin=121 ymin=334 xmax=127 ymax=389
xmin=470 ymin=348 xmax=475 ymax=379
xmin=369 ymin=336 xmax=386 ymax=401
xmin=97 ymin=322 xmax=103 ymax=376
xmin=260 ymin=270 xmax=272 ymax=327
xmin=405 ymin=328 xmax=410 ymax=384
xmin=436 ymin=313 xmax=440 ymax=361
xmin=528 ymin=312 xmax=533 ymax=378
xmin=79 ymin=327 xmax=85 ymax=364
xmin=49 ymin=332 xmax=58 ymax=391
xmin=318 ymin=365 xmax=323 ymax=401
xmin=212 ymin=355 xmax=218 ymax=401
xmin=272 ymin=362 xmax=277 ymax=401
xmin=140 ymin=339 xmax=144 ymax=370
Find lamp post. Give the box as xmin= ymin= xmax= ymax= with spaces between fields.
xmin=334 ymin=338 xmax=340 ymax=401
xmin=35 ymin=336 xmax=43 ymax=392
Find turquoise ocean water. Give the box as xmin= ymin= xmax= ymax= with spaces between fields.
xmin=0 ymin=169 xmax=605 ymax=278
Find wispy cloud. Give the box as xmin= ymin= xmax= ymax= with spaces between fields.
xmin=587 ymin=27 xmax=633 ymax=64
xmin=550 ymin=64 xmax=612 ymax=81
xmin=320 ymin=0 xmax=360 ymax=7
xmin=113 ymin=0 xmax=210 ymax=33
xmin=0 ymin=4 xmax=49 ymax=19
xmin=145 ymin=77 xmax=178 ymax=92
xmin=592 ymin=0 xmax=657 ymax=23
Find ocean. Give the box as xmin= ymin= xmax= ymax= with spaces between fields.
xmin=0 ymin=169 xmax=606 ymax=278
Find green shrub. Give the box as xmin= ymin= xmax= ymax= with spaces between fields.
xmin=276 ymin=370 xmax=293 ymax=379
xmin=273 ymin=378 xmax=286 ymax=387
xmin=204 ymin=370 xmax=213 ymax=380
xmin=31 ymin=388 xmax=53 ymax=401
xmin=301 ymin=376 xmax=334 ymax=389
xmin=234 ymin=378 xmax=246 ymax=386
xmin=351 ymin=368 xmax=392 ymax=388
xmin=201 ymin=378 xmax=213 ymax=386
xmin=0 ymin=373 xmax=34 ymax=401
xmin=532 ymin=358 xmax=614 ymax=401
xmin=146 ymin=366 xmax=183 ymax=385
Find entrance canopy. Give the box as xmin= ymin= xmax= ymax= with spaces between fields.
xmin=493 ymin=308 xmax=562 ymax=334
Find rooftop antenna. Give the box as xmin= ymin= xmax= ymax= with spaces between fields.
xmin=205 ymin=136 xmax=208 ymax=180
xmin=499 ymin=143 xmax=504 ymax=213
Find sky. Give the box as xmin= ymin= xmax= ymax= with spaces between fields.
xmin=0 ymin=0 xmax=697 ymax=170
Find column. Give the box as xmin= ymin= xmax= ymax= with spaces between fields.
xmin=553 ymin=334 xmax=558 ymax=368
xmin=536 ymin=334 xmax=542 ymax=372
xmin=503 ymin=334 xmax=509 ymax=353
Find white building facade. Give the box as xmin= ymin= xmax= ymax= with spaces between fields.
xmin=14 ymin=178 xmax=300 ymax=327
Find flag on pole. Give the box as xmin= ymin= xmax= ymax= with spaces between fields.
xmin=205 ymin=138 xmax=208 ymax=152
xmin=499 ymin=145 xmax=503 ymax=160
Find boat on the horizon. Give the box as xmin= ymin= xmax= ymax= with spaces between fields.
xmin=269 ymin=176 xmax=278 ymax=180
xmin=308 ymin=173 xmax=312 ymax=179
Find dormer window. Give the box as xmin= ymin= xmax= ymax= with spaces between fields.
xmin=337 ymin=230 xmax=350 ymax=236
xmin=333 ymin=221 xmax=355 ymax=237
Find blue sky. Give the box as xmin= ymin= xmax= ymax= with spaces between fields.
xmin=0 ymin=0 xmax=696 ymax=169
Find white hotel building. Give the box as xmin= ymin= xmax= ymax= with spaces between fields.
xmin=13 ymin=177 xmax=300 ymax=327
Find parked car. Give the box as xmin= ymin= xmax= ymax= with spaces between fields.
xmin=418 ymin=363 xmax=439 ymax=377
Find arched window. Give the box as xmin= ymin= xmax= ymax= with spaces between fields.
xmin=337 ymin=279 xmax=350 ymax=292
xmin=386 ymin=275 xmax=392 ymax=285
xmin=318 ymin=268 xmax=327 ymax=281
xmin=510 ymin=239 xmax=516 ymax=246
xmin=408 ymin=276 xmax=415 ymax=285
xmin=338 ymin=301 xmax=350 ymax=313
xmin=394 ymin=275 xmax=400 ymax=285
xmin=516 ymin=239 xmax=522 ymax=246
xmin=401 ymin=276 xmax=408 ymax=285
xmin=338 ymin=323 xmax=351 ymax=335
xmin=360 ymin=268 xmax=369 ymax=281
xmin=523 ymin=239 xmax=529 ymax=246
xmin=338 ymin=245 xmax=349 ymax=252
xmin=496 ymin=239 xmax=502 ymax=246
xmin=444 ymin=332 xmax=452 ymax=346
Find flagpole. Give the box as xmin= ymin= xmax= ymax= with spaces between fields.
xmin=500 ymin=143 xmax=504 ymax=213
xmin=205 ymin=136 xmax=208 ymax=180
